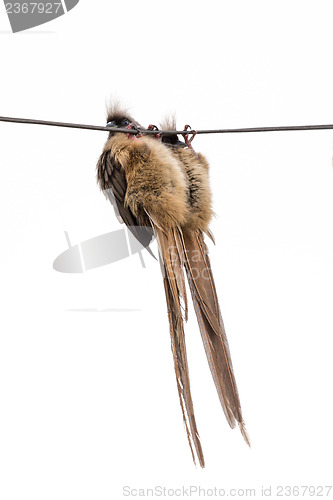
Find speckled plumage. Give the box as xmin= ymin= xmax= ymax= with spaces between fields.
xmin=105 ymin=133 xmax=189 ymax=228
xmin=96 ymin=106 xmax=248 ymax=468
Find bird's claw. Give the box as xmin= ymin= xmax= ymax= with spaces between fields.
xmin=127 ymin=123 xmax=142 ymax=139
xmin=182 ymin=124 xmax=197 ymax=149
xmin=147 ymin=124 xmax=162 ymax=140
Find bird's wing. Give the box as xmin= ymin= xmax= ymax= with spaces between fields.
xmin=97 ymin=150 xmax=155 ymax=255
xmin=181 ymin=230 xmax=250 ymax=445
xmin=151 ymin=221 xmax=205 ymax=467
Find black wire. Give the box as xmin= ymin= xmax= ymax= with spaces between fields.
xmin=196 ymin=124 xmax=333 ymax=134
xmin=1 ymin=115 xmax=333 ymax=136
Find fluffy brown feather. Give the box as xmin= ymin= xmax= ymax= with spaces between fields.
xmin=97 ymin=124 xmax=204 ymax=466
xmin=173 ymin=147 xmax=213 ymax=233
xmin=96 ymin=107 xmax=249 ymax=468
xmin=103 ymin=133 xmax=189 ymax=228
xmin=161 ymin=118 xmax=249 ymax=446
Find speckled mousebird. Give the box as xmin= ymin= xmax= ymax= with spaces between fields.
xmin=96 ymin=104 xmax=249 ymax=467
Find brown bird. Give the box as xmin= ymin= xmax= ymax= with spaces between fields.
xmin=96 ymin=104 xmax=155 ymax=255
xmin=96 ymin=105 xmax=249 ymax=467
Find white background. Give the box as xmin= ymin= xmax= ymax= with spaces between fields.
xmin=0 ymin=1 xmax=333 ymax=499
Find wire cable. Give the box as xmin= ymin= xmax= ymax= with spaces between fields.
xmin=1 ymin=115 xmax=333 ymax=136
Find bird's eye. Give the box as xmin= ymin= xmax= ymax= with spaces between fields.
xmin=121 ymin=119 xmax=130 ymax=126
xmin=106 ymin=120 xmax=116 ymax=127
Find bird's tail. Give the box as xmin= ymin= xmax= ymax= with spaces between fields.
xmin=181 ymin=230 xmax=250 ymax=445
xmin=151 ymin=220 xmax=205 ymax=467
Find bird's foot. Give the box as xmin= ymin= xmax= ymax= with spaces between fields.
xmin=147 ymin=124 xmax=161 ymax=140
xmin=182 ymin=124 xmax=197 ymax=150
xmin=127 ymin=123 xmax=142 ymax=139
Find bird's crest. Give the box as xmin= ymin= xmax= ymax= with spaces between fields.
xmin=106 ymin=101 xmax=137 ymax=125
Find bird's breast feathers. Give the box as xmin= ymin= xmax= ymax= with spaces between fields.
xmin=103 ymin=133 xmax=212 ymax=231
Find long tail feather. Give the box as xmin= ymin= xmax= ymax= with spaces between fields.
xmin=181 ymin=230 xmax=250 ymax=445
xmin=153 ymin=223 xmax=205 ymax=467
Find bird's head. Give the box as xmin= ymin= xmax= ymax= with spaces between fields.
xmin=159 ymin=116 xmax=186 ymax=147
xmin=106 ymin=103 xmax=142 ymax=138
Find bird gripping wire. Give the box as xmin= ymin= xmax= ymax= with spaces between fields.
xmin=1 ymin=115 xmax=333 ymax=136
